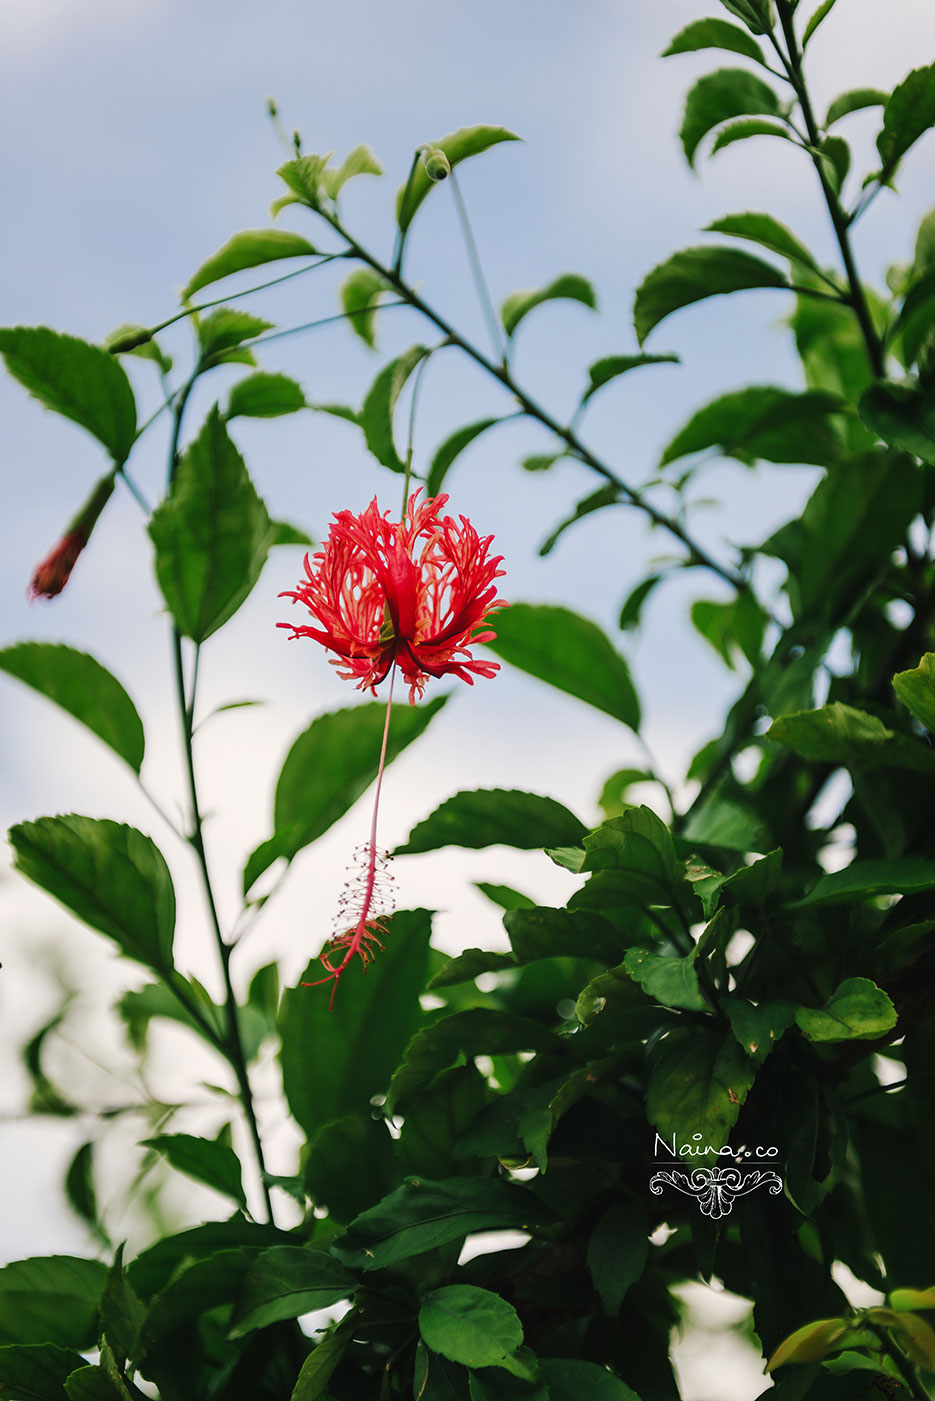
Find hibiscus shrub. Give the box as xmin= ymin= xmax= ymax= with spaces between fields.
xmin=4 ymin=1 xmax=935 ymax=1398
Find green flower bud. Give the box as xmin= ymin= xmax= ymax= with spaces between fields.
xmin=421 ymin=147 xmax=451 ymax=183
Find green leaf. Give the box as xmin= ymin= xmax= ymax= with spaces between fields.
xmin=622 ymin=949 xmax=706 ymax=1012
xmin=690 ymin=593 xmax=765 ymax=669
xmin=117 ymin=978 xmax=223 ymax=1052
xmin=98 ymin=1251 xmax=144 ymax=1367
xmin=890 ymin=1287 xmax=935 ymax=1312
xmin=581 ymin=807 xmax=678 ymax=902
xmin=720 ymin=0 xmax=775 ymax=31
xmin=795 ymin=978 xmax=897 ymax=1043
xmin=877 ymin=64 xmax=935 ymax=180
xmin=475 ymin=882 xmax=535 ymax=912
xmin=279 ymin=908 xmax=432 ymax=1137
xmin=396 ymin=788 xmax=586 ymax=856
xmin=320 ymin=143 xmax=383 ymax=199
xmin=195 ymin=309 xmax=272 ymax=366
xmin=0 ymin=643 xmax=144 ymax=773
xmin=9 ymin=816 xmax=175 ymax=972
xmin=765 ymin=450 xmax=922 ymax=619
xmin=134 ymin=1249 xmax=253 ymax=1359
xmin=767 ymin=1319 xmax=849 ymax=1370
xmin=817 ymin=134 xmax=851 ymax=195
xmin=646 ymin=1030 xmax=754 ymax=1152
xmin=0 ymin=1344 xmax=89 ymax=1401
xmin=710 ymin=118 xmax=794 ymax=155
xmin=226 ymin=371 xmax=305 ymax=419
xmin=894 ymin=652 xmax=935 ymax=730
xmin=522 ymin=452 xmax=564 ymax=473
xmin=663 ymin=18 xmax=765 ymax=63
xmin=64 ymin=1144 xmax=101 ymax=1242
xmin=359 ymin=344 xmax=429 ymax=472
xmin=388 ymin=1009 xmax=562 ymax=1112
xmin=793 ymin=859 xmax=935 ymax=908
xmin=680 ymin=68 xmax=782 ymax=167
xmin=244 ymin=696 xmax=445 ymax=893
xmin=0 ymin=327 xmax=137 ymax=465
xmin=485 ymin=602 xmax=640 ymax=728
xmin=618 ymin=576 xmax=663 ymax=631
xmin=396 ymin=126 xmax=520 ymax=232
xmin=337 ymin=1179 xmax=548 ymax=1273
xmin=149 ymin=408 xmax=273 ymax=643
xmin=270 ymin=520 xmax=313 ymax=547
xmin=141 ymin=1132 xmax=245 ymax=1206
xmin=582 ymin=354 xmax=679 ymax=403
xmin=418 ymin=1286 xmax=523 ymax=1368
xmin=721 ymin=848 xmax=782 ymax=906
xmin=704 ymin=211 xmax=822 ymax=272
xmin=538 ymin=1360 xmax=640 ymax=1401
xmin=469 ymin=1360 xmax=543 ymax=1401
xmin=275 ymin=153 xmax=333 ymax=208
xmin=0 ymin=1258 xmax=107 ymax=1349
xmin=395 ymin=1064 xmax=490 ymax=1178
xmin=339 ymin=267 xmax=387 ymax=349
xmin=661 ymin=385 xmax=844 ymax=468
xmin=290 ymin=1325 xmax=353 ymax=1401
xmin=769 ymin=703 xmax=935 ymax=774
xmin=587 ymin=1201 xmax=649 ymax=1316
xmin=724 ymin=998 xmax=796 ymax=1065
xmin=304 ymin=1114 xmax=397 ymax=1223
xmin=427 ymin=949 xmax=518 ymax=989
xmin=859 ymin=380 xmax=935 ymax=464
xmin=182 ymin=229 xmax=318 ymax=300
xmin=825 ymin=88 xmax=887 ymax=128
xmin=501 ymin=275 xmax=597 ymax=338
xmin=229 ymin=1247 xmax=356 ymax=1337
xmin=426 ymin=418 xmax=503 ymax=499
xmin=801 ymin=0 xmax=838 ymax=48
xmin=634 ymin=246 xmax=788 ymax=344
xmin=503 ymin=906 xmax=621 ymax=964
xmin=538 ymin=485 xmax=621 ymax=558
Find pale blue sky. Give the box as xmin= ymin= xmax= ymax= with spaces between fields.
xmin=0 ymin=0 xmax=933 ymax=1296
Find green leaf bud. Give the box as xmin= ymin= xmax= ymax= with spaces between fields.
xmin=421 ymin=146 xmax=451 ymax=183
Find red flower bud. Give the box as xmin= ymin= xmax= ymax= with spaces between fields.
xmin=28 ymin=472 xmax=115 ymax=602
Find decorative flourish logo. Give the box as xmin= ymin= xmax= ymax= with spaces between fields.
xmin=649 ymin=1133 xmax=783 ymax=1218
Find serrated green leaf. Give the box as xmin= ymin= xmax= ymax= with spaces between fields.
xmin=339 ymin=267 xmax=387 ymax=349
xmin=662 ymin=385 xmax=844 ymax=467
xmin=663 ymin=18 xmax=765 ymax=63
xmin=229 ymin=1247 xmax=356 ymax=1337
xmin=418 ymin=1285 xmax=523 ymax=1368
xmin=503 ymin=906 xmax=621 ymax=964
xmin=825 ymin=88 xmax=887 ymax=128
xmin=427 ymin=417 xmax=503 ymax=499
xmin=396 ymin=126 xmax=520 ymax=232
xmin=719 ymin=0 xmax=775 ymax=33
xmin=226 ymin=371 xmax=305 ymax=419
xmin=801 ymin=0 xmax=838 ymax=48
xmin=769 ymin=703 xmax=935 ymax=774
xmin=859 ymin=379 xmax=935 ymax=463
xmin=583 ymin=354 xmax=679 ymax=404
xmin=396 ymin=788 xmax=586 ymax=856
xmin=279 ymin=909 xmax=432 ymax=1137
xmin=9 ymin=816 xmax=175 ymax=972
xmin=0 ymin=327 xmax=136 ymax=465
xmin=724 ymin=998 xmax=796 ymax=1064
xmin=711 ymin=118 xmax=794 ymax=155
xmin=337 ymin=1180 xmax=548 ymax=1273
xmin=195 ymin=309 xmax=272 ymax=366
xmin=646 ymin=1029 xmax=754 ymax=1151
xmin=796 ymin=978 xmax=897 ymax=1042
xmin=485 ymin=602 xmax=640 ymax=727
xmin=182 ymin=229 xmax=318 ymax=301
xmin=149 ymin=408 xmax=274 ymax=642
xmin=877 ymin=64 xmax=935 ymax=179
xmin=704 ymin=211 xmax=822 ymax=272
xmin=0 ymin=1258 xmax=107 ymax=1349
xmin=387 ymin=1009 xmax=562 ymax=1112
xmin=501 ymin=275 xmax=596 ymax=338
xmin=634 ymin=246 xmax=788 ymax=344
xmin=894 ymin=652 xmax=935 ymax=730
xmin=141 ymin=1133 xmax=245 ymax=1206
xmin=622 ymin=948 xmax=707 ymax=1011
xmin=0 ymin=643 xmax=144 ymax=773
xmin=359 ymin=344 xmax=429 ymax=471
xmin=276 ymin=153 xmax=332 ymax=208
xmin=244 ymin=697 xmax=445 ymax=893
xmin=320 ymin=143 xmax=383 ymax=199
xmin=680 ymin=68 xmax=782 ymax=167
xmin=0 ymin=1343 xmax=89 ymax=1401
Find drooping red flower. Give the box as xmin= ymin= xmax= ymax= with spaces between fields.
xmin=278 ymin=490 xmax=506 ymax=702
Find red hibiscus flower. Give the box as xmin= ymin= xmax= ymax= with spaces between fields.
xmin=28 ymin=472 xmax=116 ymax=601
xmin=277 ymin=490 xmax=506 ymax=703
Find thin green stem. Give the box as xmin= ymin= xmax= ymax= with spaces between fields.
xmin=449 ymin=167 xmax=505 ymax=362
xmin=771 ymin=3 xmax=886 ymax=377
xmin=253 ymin=300 xmax=409 ymax=348
xmin=116 ymin=466 xmax=151 ymax=514
xmin=867 ymin=1324 xmax=931 ymax=1401
xmin=318 ymin=210 xmax=747 ymax=593
xmin=146 ymin=256 xmax=345 ymax=341
xmin=166 ymin=384 xmax=274 ymax=1224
